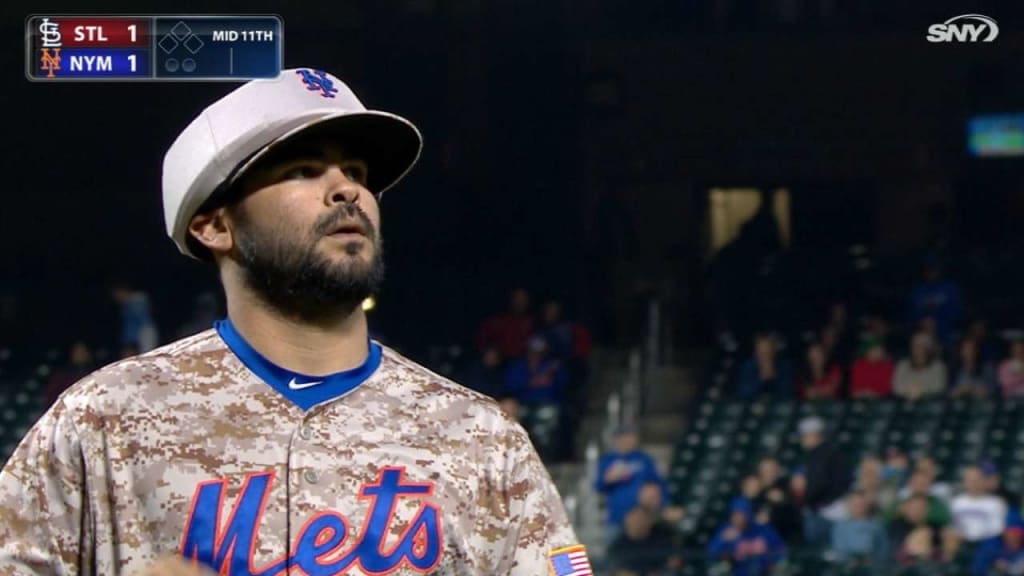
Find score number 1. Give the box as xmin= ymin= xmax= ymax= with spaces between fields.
xmin=128 ymin=24 xmax=137 ymax=71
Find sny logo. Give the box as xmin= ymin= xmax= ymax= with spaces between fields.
xmin=296 ymin=69 xmax=339 ymax=99
xmin=180 ymin=467 xmax=443 ymax=575
xmin=39 ymin=49 xmax=61 ymax=78
xmin=927 ymin=14 xmax=998 ymax=43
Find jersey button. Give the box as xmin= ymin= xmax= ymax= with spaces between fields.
xmin=299 ymin=426 xmax=313 ymax=440
xmin=303 ymin=470 xmax=319 ymax=484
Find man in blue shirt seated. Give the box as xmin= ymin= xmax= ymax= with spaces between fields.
xmin=595 ymin=425 xmax=667 ymax=537
xmin=503 ymin=336 xmax=567 ymax=405
xmin=830 ymin=490 xmax=889 ymax=565
xmin=707 ymin=500 xmax=786 ymax=576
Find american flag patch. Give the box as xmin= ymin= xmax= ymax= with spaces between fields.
xmin=547 ymin=544 xmax=593 ymax=576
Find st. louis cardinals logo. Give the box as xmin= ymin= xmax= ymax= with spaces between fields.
xmin=180 ymin=467 xmax=443 ymax=575
xmin=296 ymin=68 xmax=339 ymax=98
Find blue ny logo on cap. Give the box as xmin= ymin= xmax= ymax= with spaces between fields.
xmin=295 ymin=69 xmax=338 ymax=99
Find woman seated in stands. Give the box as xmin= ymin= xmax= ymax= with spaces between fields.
xmin=798 ymin=341 xmax=842 ymax=400
xmin=998 ymin=338 xmax=1024 ymax=398
xmin=949 ymin=337 xmax=996 ymax=398
xmin=737 ymin=333 xmax=793 ymax=399
xmin=893 ymin=331 xmax=947 ymax=401
xmin=849 ymin=338 xmax=894 ymax=399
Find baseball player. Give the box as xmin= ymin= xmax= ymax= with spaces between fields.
xmin=0 ymin=68 xmax=592 ymax=576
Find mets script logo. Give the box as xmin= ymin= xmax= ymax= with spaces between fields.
xmin=296 ymin=69 xmax=339 ymax=98
xmin=179 ymin=467 xmax=443 ymax=575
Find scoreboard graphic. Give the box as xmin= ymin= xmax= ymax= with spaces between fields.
xmin=25 ymin=15 xmax=283 ymax=81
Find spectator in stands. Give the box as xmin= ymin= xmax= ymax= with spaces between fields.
xmin=883 ymin=447 xmax=911 ymax=490
xmin=854 ymin=456 xmax=898 ymax=513
xmin=998 ymin=339 xmax=1024 ymax=398
xmin=906 ymin=254 xmax=962 ymax=346
xmin=967 ymin=318 xmax=999 ymax=366
xmin=889 ymin=495 xmax=944 ymax=567
xmin=951 ymin=337 xmax=996 ymax=398
xmin=111 ymin=282 xmax=159 ymax=355
xmin=637 ymin=481 xmax=686 ymax=527
xmin=893 ymin=331 xmax=947 ymax=401
xmin=753 ymin=457 xmax=803 ymax=544
xmin=979 ymin=525 xmax=1024 ymax=576
xmin=756 ymin=457 xmax=784 ymax=493
xmin=536 ymin=298 xmax=592 ymax=462
xmin=850 ymin=338 xmax=894 ymax=398
xmin=951 ymin=465 xmax=1007 ymax=550
xmin=737 ymin=333 xmax=793 ymax=399
xmin=820 ymin=318 xmax=852 ymax=370
xmin=798 ymin=416 xmax=853 ymax=545
xmin=831 ymin=490 xmax=889 ymax=564
xmin=890 ymin=470 xmax=952 ymax=526
xmin=43 ymin=340 xmax=94 ymax=407
xmin=707 ymin=500 xmax=785 ymax=576
xmin=503 ymin=337 xmax=567 ymax=406
xmin=607 ymin=507 xmax=682 ymax=576
xmin=798 ymin=341 xmax=842 ymax=400
xmin=917 ymin=456 xmax=954 ymax=500
xmin=863 ymin=313 xmax=901 ymax=358
xmin=475 ymin=288 xmax=534 ymax=361
xmin=596 ymin=425 xmax=666 ymax=533
xmin=537 ymin=299 xmax=576 ymax=361
xmin=982 ymin=462 xmax=1020 ymax=517
xmin=916 ymin=316 xmax=945 ymax=357
xmin=732 ymin=474 xmax=762 ymax=511
xmin=536 ymin=299 xmax=592 ymax=386
xmin=463 ymin=346 xmax=505 ymax=399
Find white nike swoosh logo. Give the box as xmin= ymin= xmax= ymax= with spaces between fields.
xmin=287 ymin=378 xmax=324 ymax=390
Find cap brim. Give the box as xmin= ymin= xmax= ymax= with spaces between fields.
xmin=229 ymin=110 xmax=422 ymax=197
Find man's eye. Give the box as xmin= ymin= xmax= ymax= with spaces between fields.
xmin=343 ymin=165 xmax=367 ymax=184
xmin=283 ymin=164 xmax=323 ymax=180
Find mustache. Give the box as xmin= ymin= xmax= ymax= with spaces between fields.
xmin=313 ymin=203 xmax=377 ymax=241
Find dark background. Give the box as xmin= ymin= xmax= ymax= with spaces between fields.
xmin=3 ymin=1 xmax=1024 ymax=359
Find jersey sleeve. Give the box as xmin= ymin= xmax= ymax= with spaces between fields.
xmin=480 ymin=417 xmax=581 ymax=575
xmin=0 ymin=398 xmax=89 ymax=575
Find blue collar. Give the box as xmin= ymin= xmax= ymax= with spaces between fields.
xmin=215 ymin=318 xmax=382 ymax=411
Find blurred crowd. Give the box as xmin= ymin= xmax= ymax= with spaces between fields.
xmin=594 ymin=254 xmax=1024 ymax=576
xmin=735 ymin=256 xmax=1022 ymax=403
xmin=462 ymin=288 xmax=592 ymax=462
xmin=596 ymin=416 xmax=1024 ymax=576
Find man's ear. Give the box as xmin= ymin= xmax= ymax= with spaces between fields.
xmin=187 ymin=208 xmax=234 ymax=256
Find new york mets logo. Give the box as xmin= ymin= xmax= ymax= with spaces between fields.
xmin=296 ymin=69 xmax=339 ymax=98
xmin=180 ymin=467 xmax=443 ymax=575
xmin=40 ymin=48 xmax=61 ymax=78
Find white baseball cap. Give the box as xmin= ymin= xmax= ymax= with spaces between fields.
xmin=162 ymin=68 xmax=423 ymax=259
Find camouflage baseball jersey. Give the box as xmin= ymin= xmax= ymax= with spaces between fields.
xmin=0 ymin=320 xmax=582 ymax=575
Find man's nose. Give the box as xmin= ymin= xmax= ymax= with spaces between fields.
xmin=324 ymin=166 xmax=361 ymax=206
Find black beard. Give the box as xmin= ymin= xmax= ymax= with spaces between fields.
xmin=232 ymin=203 xmax=385 ymax=322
